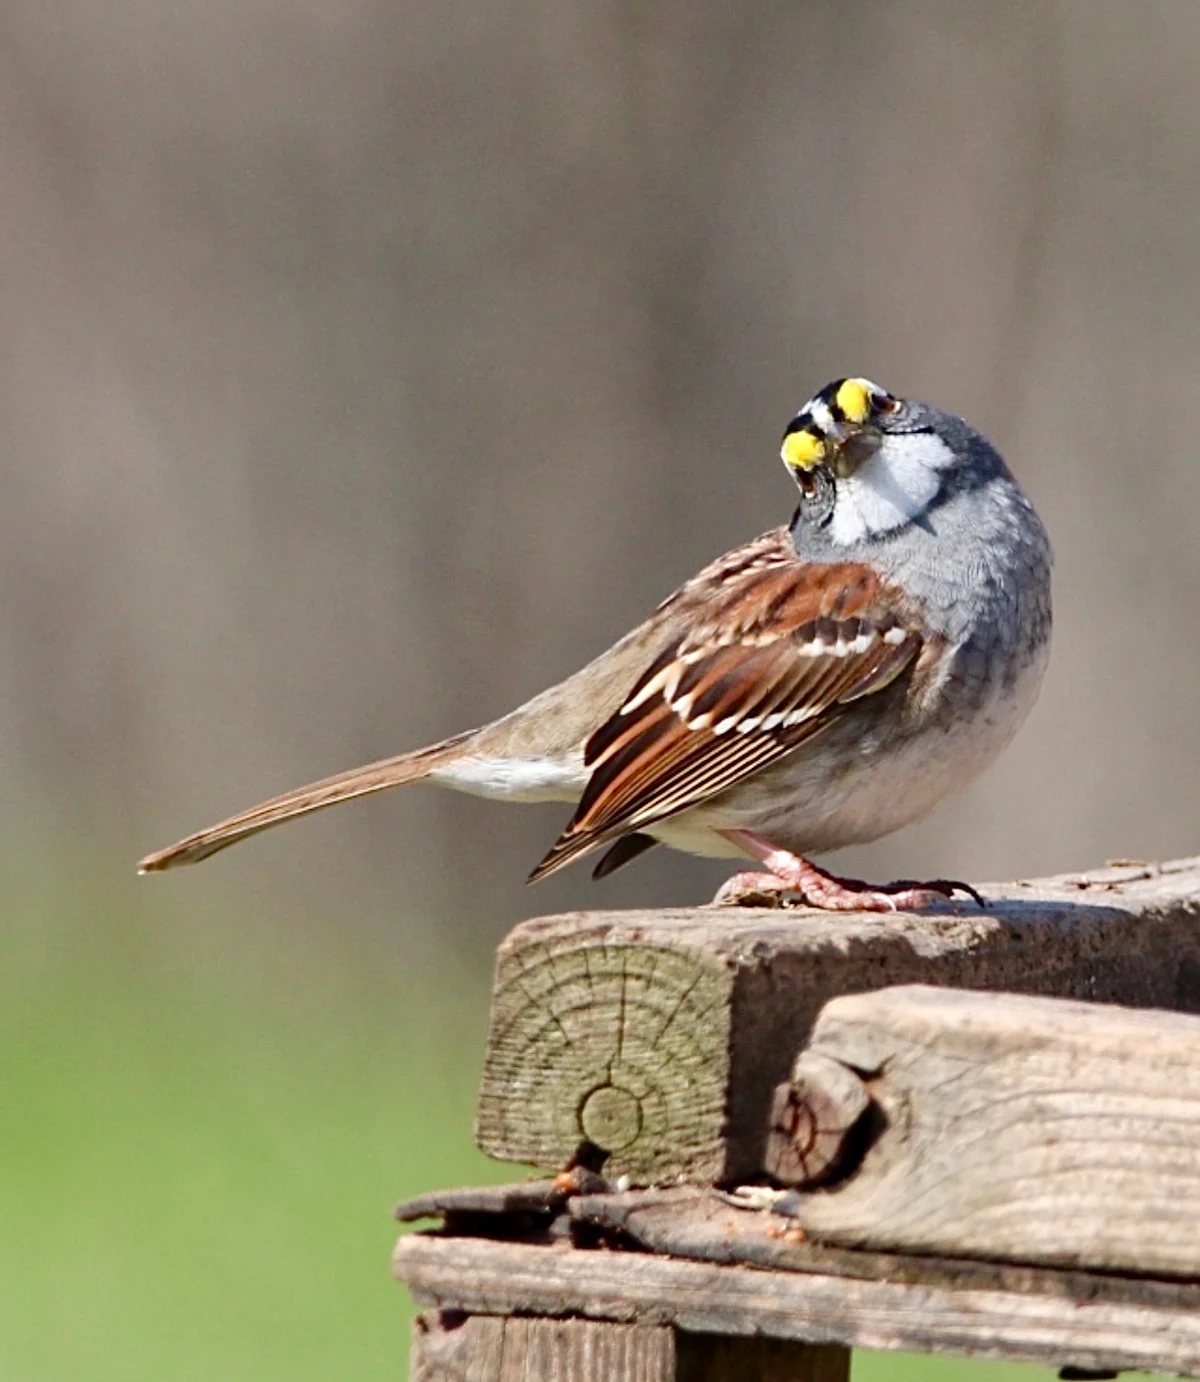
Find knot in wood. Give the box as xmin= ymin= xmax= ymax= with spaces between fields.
xmin=763 ymin=1050 xmax=870 ymax=1187
xmin=579 ymin=1084 xmax=643 ymax=1151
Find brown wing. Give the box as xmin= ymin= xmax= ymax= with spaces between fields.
xmin=529 ymin=550 xmax=922 ymax=881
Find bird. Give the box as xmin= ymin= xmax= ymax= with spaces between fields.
xmin=139 ymin=377 xmax=1052 ymax=910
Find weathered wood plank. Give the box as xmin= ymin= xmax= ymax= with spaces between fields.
xmin=780 ymin=984 xmax=1200 ymax=1276
xmin=567 ymin=1185 xmax=1200 ymax=1308
xmin=395 ymin=1232 xmax=1200 ymax=1376
xmin=408 ymin=1310 xmax=846 ymax=1381
xmin=475 ymin=857 xmax=1200 ymax=1182
xmin=398 ymin=1179 xmax=1200 ymax=1305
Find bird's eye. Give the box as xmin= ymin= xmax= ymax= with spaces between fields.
xmin=833 ymin=378 xmax=898 ymax=425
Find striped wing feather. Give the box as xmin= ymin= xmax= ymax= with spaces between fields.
xmin=529 ymin=553 xmax=921 ymax=881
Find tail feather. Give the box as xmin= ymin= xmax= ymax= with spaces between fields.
xmin=138 ymin=731 xmax=476 ymax=872
xmin=527 ymin=823 xmax=610 ymax=884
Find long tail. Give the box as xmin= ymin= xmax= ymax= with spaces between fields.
xmin=138 ymin=731 xmax=476 ymax=872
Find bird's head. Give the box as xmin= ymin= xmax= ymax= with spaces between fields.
xmin=781 ymin=378 xmax=972 ymax=545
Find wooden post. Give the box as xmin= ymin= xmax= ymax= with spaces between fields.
xmin=410 ymin=1313 xmax=675 ymax=1381
xmin=410 ymin=1311 xmax=848 ymax=1381
xmin=475 ymin=858 xmax=1200 ymax=1183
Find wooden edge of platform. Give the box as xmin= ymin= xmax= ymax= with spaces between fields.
xmin=393 ymin=1232 xmax=1200 ymax=1378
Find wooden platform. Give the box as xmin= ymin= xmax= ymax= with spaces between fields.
xmin=476 ymin=858 xmax=1200 ymax=1184
xmin=396 ymin=857 xmax=1200 ymax=1380
xmin=396 ymin=1187 xmax=1200 ymax=1377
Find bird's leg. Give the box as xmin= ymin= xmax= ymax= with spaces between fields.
xmin=713 ymin=828 xmax=985 ymax=911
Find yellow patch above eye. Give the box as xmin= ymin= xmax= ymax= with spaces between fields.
xmin=781 ymin=428 xmax=826 ymax=470
xmin=835 ymin=378 xmax=872 ymax=424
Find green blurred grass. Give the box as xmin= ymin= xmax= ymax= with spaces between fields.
xmin=0 ymin=865 xmax=1138 ymax=1381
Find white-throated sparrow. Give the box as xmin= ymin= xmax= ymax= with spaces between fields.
xmin=140 ymin=378 xmax=1052 ymax=910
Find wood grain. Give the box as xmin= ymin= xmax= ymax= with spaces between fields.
xmin=786 ymin=984 xmax=1200 ymax=1276
xmin=410 ymin=1312 xmax=675 ymax=1381
xmin=409 ymin=1310 xmax=847 ymax=1381
xmin=395 ymin=1232 xmax=1200 ymax=1377
xmin=475 ymin=857 xmax=1200 ymax=1182
xmin=567 ymin=1184 xmax=1200 ymax=1305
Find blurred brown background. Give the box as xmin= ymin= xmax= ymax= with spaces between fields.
xmin=4 ymin=2 xmax=1198 ymax=961
xmin=4 ymin=4 xmax=1199 ymax=1379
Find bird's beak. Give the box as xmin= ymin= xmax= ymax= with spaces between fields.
xmin=829 ymin=422 xmax=882 ymax=479
xmin=782 ymin=418 xmax=881 ymax=481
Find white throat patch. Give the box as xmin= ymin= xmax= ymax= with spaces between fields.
xmin=829 ymin=431 xmax=955 ymax=545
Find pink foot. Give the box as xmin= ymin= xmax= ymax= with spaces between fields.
xmin=713 ymin=830 xmax=985 ymax=912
